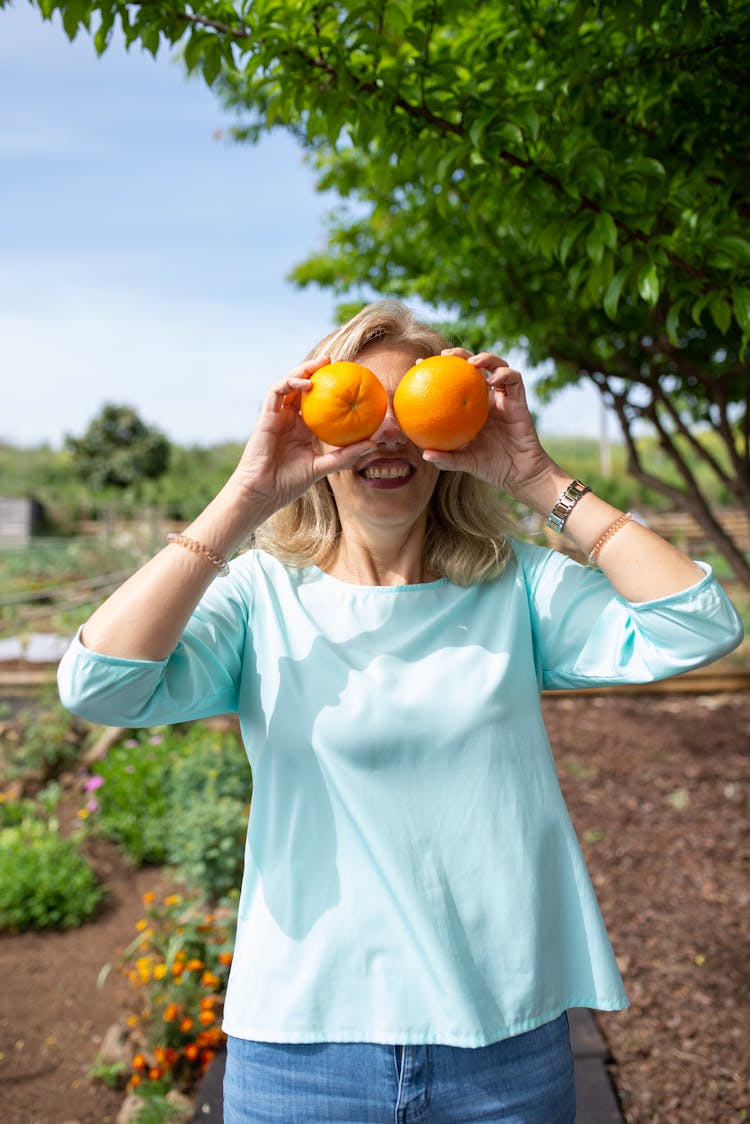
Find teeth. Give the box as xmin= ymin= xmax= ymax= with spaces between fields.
xmin=363 ymin=465 xmax=412 ymax=480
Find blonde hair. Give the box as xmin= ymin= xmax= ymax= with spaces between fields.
xmin=253 ymin=300 xmax=512 ymax=585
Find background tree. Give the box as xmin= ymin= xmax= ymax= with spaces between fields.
xmin=66 ymin=403 xmax=171 ymax=490
xmin=10 ymin=0 xmax=749 ymax=581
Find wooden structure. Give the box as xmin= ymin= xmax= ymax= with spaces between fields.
xmin=0 ymin=496 xmax=45 ymax=546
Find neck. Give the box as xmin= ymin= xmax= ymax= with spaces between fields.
xmin=326 ymin=519 xmax=438 ymax=587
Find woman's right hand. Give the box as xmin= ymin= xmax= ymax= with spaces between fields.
xmin=229 ymin=356 xmax=375 ymax=521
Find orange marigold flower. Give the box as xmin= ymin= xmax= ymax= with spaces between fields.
xmin=197 ymin=1028 xmax=225 ymax=1048
xmin=149 ymin=1066 xmax=163 ymax=1081
xmin=218 ymin=952 xmax=233 ymax=966
xmin=201 ymin=971 xmax=221 ymax=989
xmin=186 ymin=958 xmax=205 ymax=972
xmin=171 ymin=961 xmax=185 ymax=977
xmin=198 ymin=1009 xmax=215 ymax=1026
xmin=127 ymin=1015 xmax=138 ymax=1028
xmin=164 ymin=1047 xmax=178 ymax=1067
xmin=184 ymin=1043 xmax=200 ymax=1061
xmin=201 ymin=1049 xmax=216 ymax=1068
xmin=180 ymin=1017 xmax=194 ymax=1033
xmin=163 ymin=1002 xmax=181 ymax=1023
xmin=143 ymin=891 xmax=156 ymax=903
xmin=132 ymin=1054 xmax=148 ymax=1071
xmin=130 ymin=1074 xmax=142 ymax=1088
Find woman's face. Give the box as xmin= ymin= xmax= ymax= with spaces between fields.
xmin=323 ymin=342 xmax=441 ymax=538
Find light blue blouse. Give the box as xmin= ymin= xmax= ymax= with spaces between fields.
xmin=58 ymin=541 xmax=742 ymax=1046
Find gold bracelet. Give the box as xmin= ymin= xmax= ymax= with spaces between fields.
xmin=588 ymin=512 xmax=633 ymax=566
xmin=167 ymin=532 xmax=230 ymax=577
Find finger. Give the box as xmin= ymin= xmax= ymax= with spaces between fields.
xmin=421 ymin=448 xmax=463 ymax=471
xmin=441 ymin=346 xmax=472 ymax=360
xmin=486 ymin=366 xmax=524 ymax=394
xmin=468 ymin=352 xmax=509 ymax=373
xmin=266 ymin=356 xmax=333 ymax=412
xmin=314 ymin=439 xmax=378 ymax=476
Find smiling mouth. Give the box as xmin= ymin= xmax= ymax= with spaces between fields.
xmin=361 ymin=463 xmax=415 ymax=481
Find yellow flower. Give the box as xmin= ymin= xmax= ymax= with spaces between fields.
xmin=136 ymin=957 xmax=152 ymax=983
xmin=136 ymin=919 xmax=148 ymax=932
xmin=164 ymin=895 xmax=181 ymax=906
xmin=77 ymin=809 xmax=90 ymax=820
xmin=153 ymin=963 xmax=167 ymax=980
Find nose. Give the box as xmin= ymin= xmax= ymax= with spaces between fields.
xmin=371 ymin=397 xmax=407 ymax=447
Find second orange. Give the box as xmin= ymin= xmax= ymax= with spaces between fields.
xmin=393 ymin=355 xmax=489 ymax=451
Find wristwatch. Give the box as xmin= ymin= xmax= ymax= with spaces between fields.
xmin=546 ymin=480 xmax=591 ymax=533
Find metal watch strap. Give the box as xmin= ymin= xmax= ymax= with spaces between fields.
xmin=546 ymin=479 xmax=591 ymax=533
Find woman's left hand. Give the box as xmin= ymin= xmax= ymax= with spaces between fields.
xmin=421 ymin=349 xmax=557 ymax=504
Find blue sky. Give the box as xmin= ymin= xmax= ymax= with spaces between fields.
xmin=0 ymin=2 xmax=605 ymax=449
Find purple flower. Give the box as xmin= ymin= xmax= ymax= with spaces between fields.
xmin=86 ymin=798 xmax=100 ymax=813
xmin=84 ymin=775 xmax=105 ymax=792
xmin=149 ymin=734 xmax=164 ymax=746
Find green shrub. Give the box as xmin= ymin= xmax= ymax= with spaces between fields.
xmin=167 ymin=724 xmax=252 ymax=807
xmin=95 ymin=735 xmax=174 ymax=864
xmin=163 ymin=726 xmax=251 ymax=900
xmin=0 ymin=823 xmax=102 ymax=930
xmin=167 ymin=795 xmax=248 ymax=901
xmin=3 ymin=698 xmax=85 ymax=784
xmin=93 ymin=725 xmax=252 ymax=883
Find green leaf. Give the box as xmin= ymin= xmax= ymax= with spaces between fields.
xmin=594 ymin=211 xmax=618 ymax=251
xmin=558 ymin=212 xmax=591 ymax=266
xmin=709 ymin=294 xmax=732 ymax=334
xmin=732 ymin=287 xmax=750 ymax=334
xmin=638 ymin=263 xmax=660 ymax=306
xmin=665 ymin=300 xmax=684 ymax=346
xmin=713 ymin=236 xmax=750 ymax=265
xmin=585 ymin=225 xmax=604 ymax=265
xmin=603 ymin=267 xmax=629 ymax=319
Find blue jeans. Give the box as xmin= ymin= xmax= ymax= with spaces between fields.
xmin=223 ymin=1012 xmax=575 ymax=1123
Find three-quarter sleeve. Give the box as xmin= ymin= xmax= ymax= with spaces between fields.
xmin=513 ymin=540 xmax=744 ymax=690
xmin=57 ymin=561 xmax=251 ymax=727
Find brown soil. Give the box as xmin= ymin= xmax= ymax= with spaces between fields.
xmin=1 ymin=692 xmax=748 ymax=1123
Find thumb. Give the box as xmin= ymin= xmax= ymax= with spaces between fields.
xmin=314 ymin=439 xmax=378 ymax=477
xmin=421 ymin=449 xmax=463 ymax=472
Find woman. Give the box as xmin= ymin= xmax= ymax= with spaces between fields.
xmin=58 ymin=300 xmax=742 ymax=1123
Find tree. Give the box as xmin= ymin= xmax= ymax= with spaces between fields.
xmin=11 ymin=0 xmax=750 ymax=581
xmin=66 ymin=403 xmax=171 ymax=490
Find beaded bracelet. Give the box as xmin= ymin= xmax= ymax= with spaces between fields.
xmin=588 ymin=512 xmax=633 ymax=566
xmin=167 ymin=532 xmax=230 ymax=577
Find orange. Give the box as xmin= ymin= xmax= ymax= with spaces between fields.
xmin=393 ymin=355 xmax=489 ymax=450
xmin=300 ymin=361 xmax=388 ymax=446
